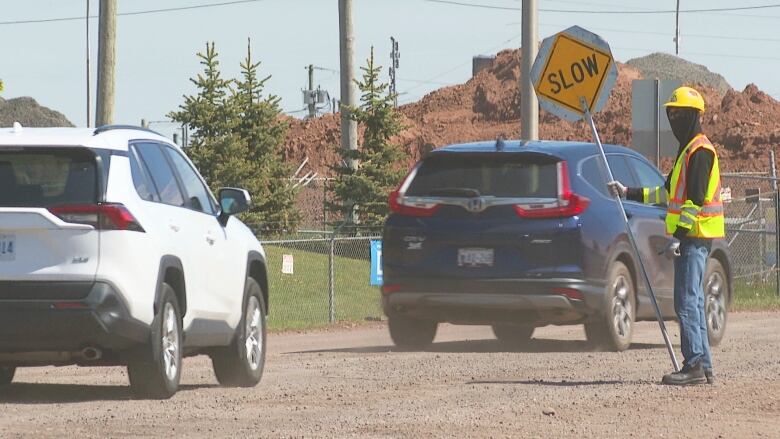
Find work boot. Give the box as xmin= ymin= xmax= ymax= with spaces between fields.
xmin=705 ymin=369 xmax=715 ymax=385
xmin=661 ymin=362 xmax=706 ymax=385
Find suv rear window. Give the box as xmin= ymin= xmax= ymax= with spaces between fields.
xmin=405 ymin=153 xmax=558 ymax=198
xmin=0 ymin=148 xmax=97 ymax=207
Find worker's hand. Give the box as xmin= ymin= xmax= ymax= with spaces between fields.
xmin=607 ymin=180 xmax=627 ymax=198
xmin=659 ymin=239 xmax=681 ymax=259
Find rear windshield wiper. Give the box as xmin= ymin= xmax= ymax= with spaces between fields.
xmin=426 ymin=187 xmax=481 ymax=198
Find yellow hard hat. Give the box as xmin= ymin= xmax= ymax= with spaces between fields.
xmin=664 ymin=86 xmax=705 ymax=113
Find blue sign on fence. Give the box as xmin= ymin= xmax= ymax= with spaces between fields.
xmin=370 ymin=240 xmax=383 ymax=286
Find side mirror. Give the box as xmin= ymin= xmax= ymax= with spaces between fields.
xmin=218 ymin=188 xmax=251 ymax=223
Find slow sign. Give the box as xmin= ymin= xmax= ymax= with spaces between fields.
xmin=531 ymin=26 xmax=617 ymax=121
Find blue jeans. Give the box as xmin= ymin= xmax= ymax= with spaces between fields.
xmin=673 ymin=238 xmax=712 ymax=372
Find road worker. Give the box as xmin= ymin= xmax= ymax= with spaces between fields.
xmin=608 ymin=86 xmax=725 ymax=385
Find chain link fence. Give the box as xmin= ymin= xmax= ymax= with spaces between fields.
xmin=722 ymin=170 xmax=780 ymax=294
xmin=262 ymin=228 xmax=384 ymax=331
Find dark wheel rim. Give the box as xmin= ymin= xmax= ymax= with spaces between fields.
xmin=705 ymin=270 xmax=726 ymax=336
xmin=610 ymin=273 xmax=633 ymax=341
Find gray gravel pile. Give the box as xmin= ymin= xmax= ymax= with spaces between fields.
xmin=627 ymin=52 xmax=732 ymax=96
xmin=0 ymin=96 xmax=73 ymax=127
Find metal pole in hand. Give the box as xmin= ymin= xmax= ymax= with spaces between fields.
xmin=580 ymin=97 xmax=680 ymax=372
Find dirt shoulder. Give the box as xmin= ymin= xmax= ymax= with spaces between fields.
xmin=1 ymin=311 xmax=778 ymax=438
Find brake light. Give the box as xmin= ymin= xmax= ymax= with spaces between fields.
xmin=551 ymin=287 xmax=584 ymax=301
xmin=48 ymin=203 xmax=145 ymax=232
xmin=388 ymin=189 xmax=440 ymax=217
xmin=514 ymin=161 xmax=589 ymax=219
xmin=381 ymin=284 xmax=402 ymax=295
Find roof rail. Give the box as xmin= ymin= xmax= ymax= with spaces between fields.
xmin=93 ymin=124 xmax=164 ymax=137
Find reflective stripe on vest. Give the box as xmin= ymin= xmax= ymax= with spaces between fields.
xmin=665 ymin=134 xmax=725 ymax=238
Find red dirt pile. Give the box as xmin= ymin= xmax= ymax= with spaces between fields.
xmin=284 ymin=48 xmax=780 ymax=175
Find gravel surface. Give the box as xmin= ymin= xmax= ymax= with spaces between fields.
xmin=1 ymin=312 xmax=778 ymax=438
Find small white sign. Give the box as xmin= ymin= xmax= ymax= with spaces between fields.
xmin=282 ymin=254 xmax=294 ymax=275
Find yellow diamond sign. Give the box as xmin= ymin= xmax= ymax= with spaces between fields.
xmin=531 ymin=26 xmax=617 ymax=121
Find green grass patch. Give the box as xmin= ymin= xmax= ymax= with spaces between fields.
xmin=264 ymin=243 xmax=382 ymax=331
xmin=731 ymin=280 xmax=780 ymax=311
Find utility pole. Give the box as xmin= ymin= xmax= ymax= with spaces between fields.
xmin=86 ymin=0 xmax=91 ymax=127
xmin=96 ymin=0 xmax=116 ymax=127
xmin=307 ymin=64 xmax=316 ymax=118
xmin=338 ymin=0 xmax=358 ymax=167
xmin=521 ymin=0 xmax=539 ymax=140
xmin=389 ymin=37 xmax=399 ymax=108
xmin=674 ymin=0 xmax=681 ymax=55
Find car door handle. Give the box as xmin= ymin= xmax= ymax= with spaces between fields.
xmin=205 ymin=235 xmax=215 ymax=245
xmin=169 ymin=223 xmax=181 ymax=232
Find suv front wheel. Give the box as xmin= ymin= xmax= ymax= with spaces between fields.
xmin=585 ymin=261 xmax=636 ymax=352
xmin=128 ymin=284 xmax=183 ymax=399
xmin=211 ymin=277 xmax=267 ymax=387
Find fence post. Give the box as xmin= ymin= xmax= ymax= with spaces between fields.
xmin=328 ymin=234 xmax=336 ymax=323
xmin=771 ymin=149 xmax=780 ymax=296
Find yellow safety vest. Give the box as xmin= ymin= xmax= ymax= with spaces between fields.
xmin=664 ymin=134 xmax=725 ymax=238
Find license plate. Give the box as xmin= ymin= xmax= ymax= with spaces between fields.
xmin=0 ymin=234 xmax=15 ymax=261
xmin=458 ymin=248 xmax=493 ymax=267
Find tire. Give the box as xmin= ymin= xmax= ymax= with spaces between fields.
xmin=0 ymin=366 xmax=15 ymax=388
xmin=492 ymin=324 xmax=534 ymax=347
xmin=211 ymin=278 xmax=267 ymax=387
xmin=388 ymin=314 xmax=437 ymax=350
xmin=585 ymin=261 xmax=636 ymax=352
xmin=127 ymin=283 xmax=183 ymax=399
xmin=704 ymin=258 xmax=729 ymax=347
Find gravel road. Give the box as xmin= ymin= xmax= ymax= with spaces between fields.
xmin=1 ymin=312 xmax=778 ymax=438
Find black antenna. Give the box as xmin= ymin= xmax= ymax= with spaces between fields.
xmin=495 ymin=135 xmax=506 ymax=151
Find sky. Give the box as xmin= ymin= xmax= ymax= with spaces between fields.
xmin=1 ymin=0 xmax=779 ymax=141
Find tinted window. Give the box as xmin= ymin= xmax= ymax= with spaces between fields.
xmin=135 ymin=143 xmax=185 ymax=207
xmin=0 ymin=148 xmax=96 ymax=207
xmin=580 ymin=156 xmax=608 ymax=196
xmin=606 ymin=155 xmax=638 ymax=188
xmin=628 ymin=156 xmax=665 ymax=188
xmin=129 ymin=146 xmax=159 ymax=202
xmin=406 ymin=154 xmax=558 ymax=198
xmin=164 ymin=147 xmax=215 ymax=214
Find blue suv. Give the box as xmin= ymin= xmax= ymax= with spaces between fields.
xmin=382 ymin=140 xmax=731 ymax=351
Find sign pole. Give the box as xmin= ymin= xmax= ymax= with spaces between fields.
xmin=580 ymin=96 xmax=680 ymax=372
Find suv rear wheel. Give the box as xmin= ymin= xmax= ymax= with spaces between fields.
xmin=211 ymin=278 xmax=267 ymax=387
xmin=704 ymin=258 xmax=729 ymax=347
xmin=585 ymin=261 xmax=635 ymax=352
xmin=128 ymin=284 xmax=182 ymax=399
xmin=492 ymin=324 xmax=534 ymax=347
xmin=388 ymin=314 xmax=437 ymax=350
xmin=0 ymin=366 xmax=14 ymax=388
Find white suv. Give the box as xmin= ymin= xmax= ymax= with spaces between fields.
xmin=0 ymin=125 xmax=269 ymax=399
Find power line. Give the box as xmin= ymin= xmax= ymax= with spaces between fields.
xmin=0 ymin=0 xmax=264 ymax=26
xmin=425 ymin=0 xmax=780 ymax=14
xmin=527 ymin=21 xmax=780 ymax=43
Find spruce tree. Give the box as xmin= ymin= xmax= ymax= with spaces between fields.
xmin=169 ymin=41 xmax=299 ymax=235
xmin=231 ymin=40 xmax=299 ymax=234
xmin=327 ymin=47 xmax=406 ymax=228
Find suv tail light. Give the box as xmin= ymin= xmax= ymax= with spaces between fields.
xmin=388 ymin=166 xmax=440 ymax=217
xmin=49 ymin=203 xmax=145 ymax=232
xmin=514 ymin=161 xmax=589 ymax=219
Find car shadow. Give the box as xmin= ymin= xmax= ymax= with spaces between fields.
xmin=0 ymin=383 xmax=218 ymax=404
xmin=286 ymin=338 xmax=667 ymax=355
xmin=466 ymin=378 xmax=651 ymax=386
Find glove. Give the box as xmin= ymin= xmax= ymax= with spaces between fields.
xmin=607 ymin=180 xmax=627 ymax=198
xmin=659 ymin=238 xmax=681 ymax=259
